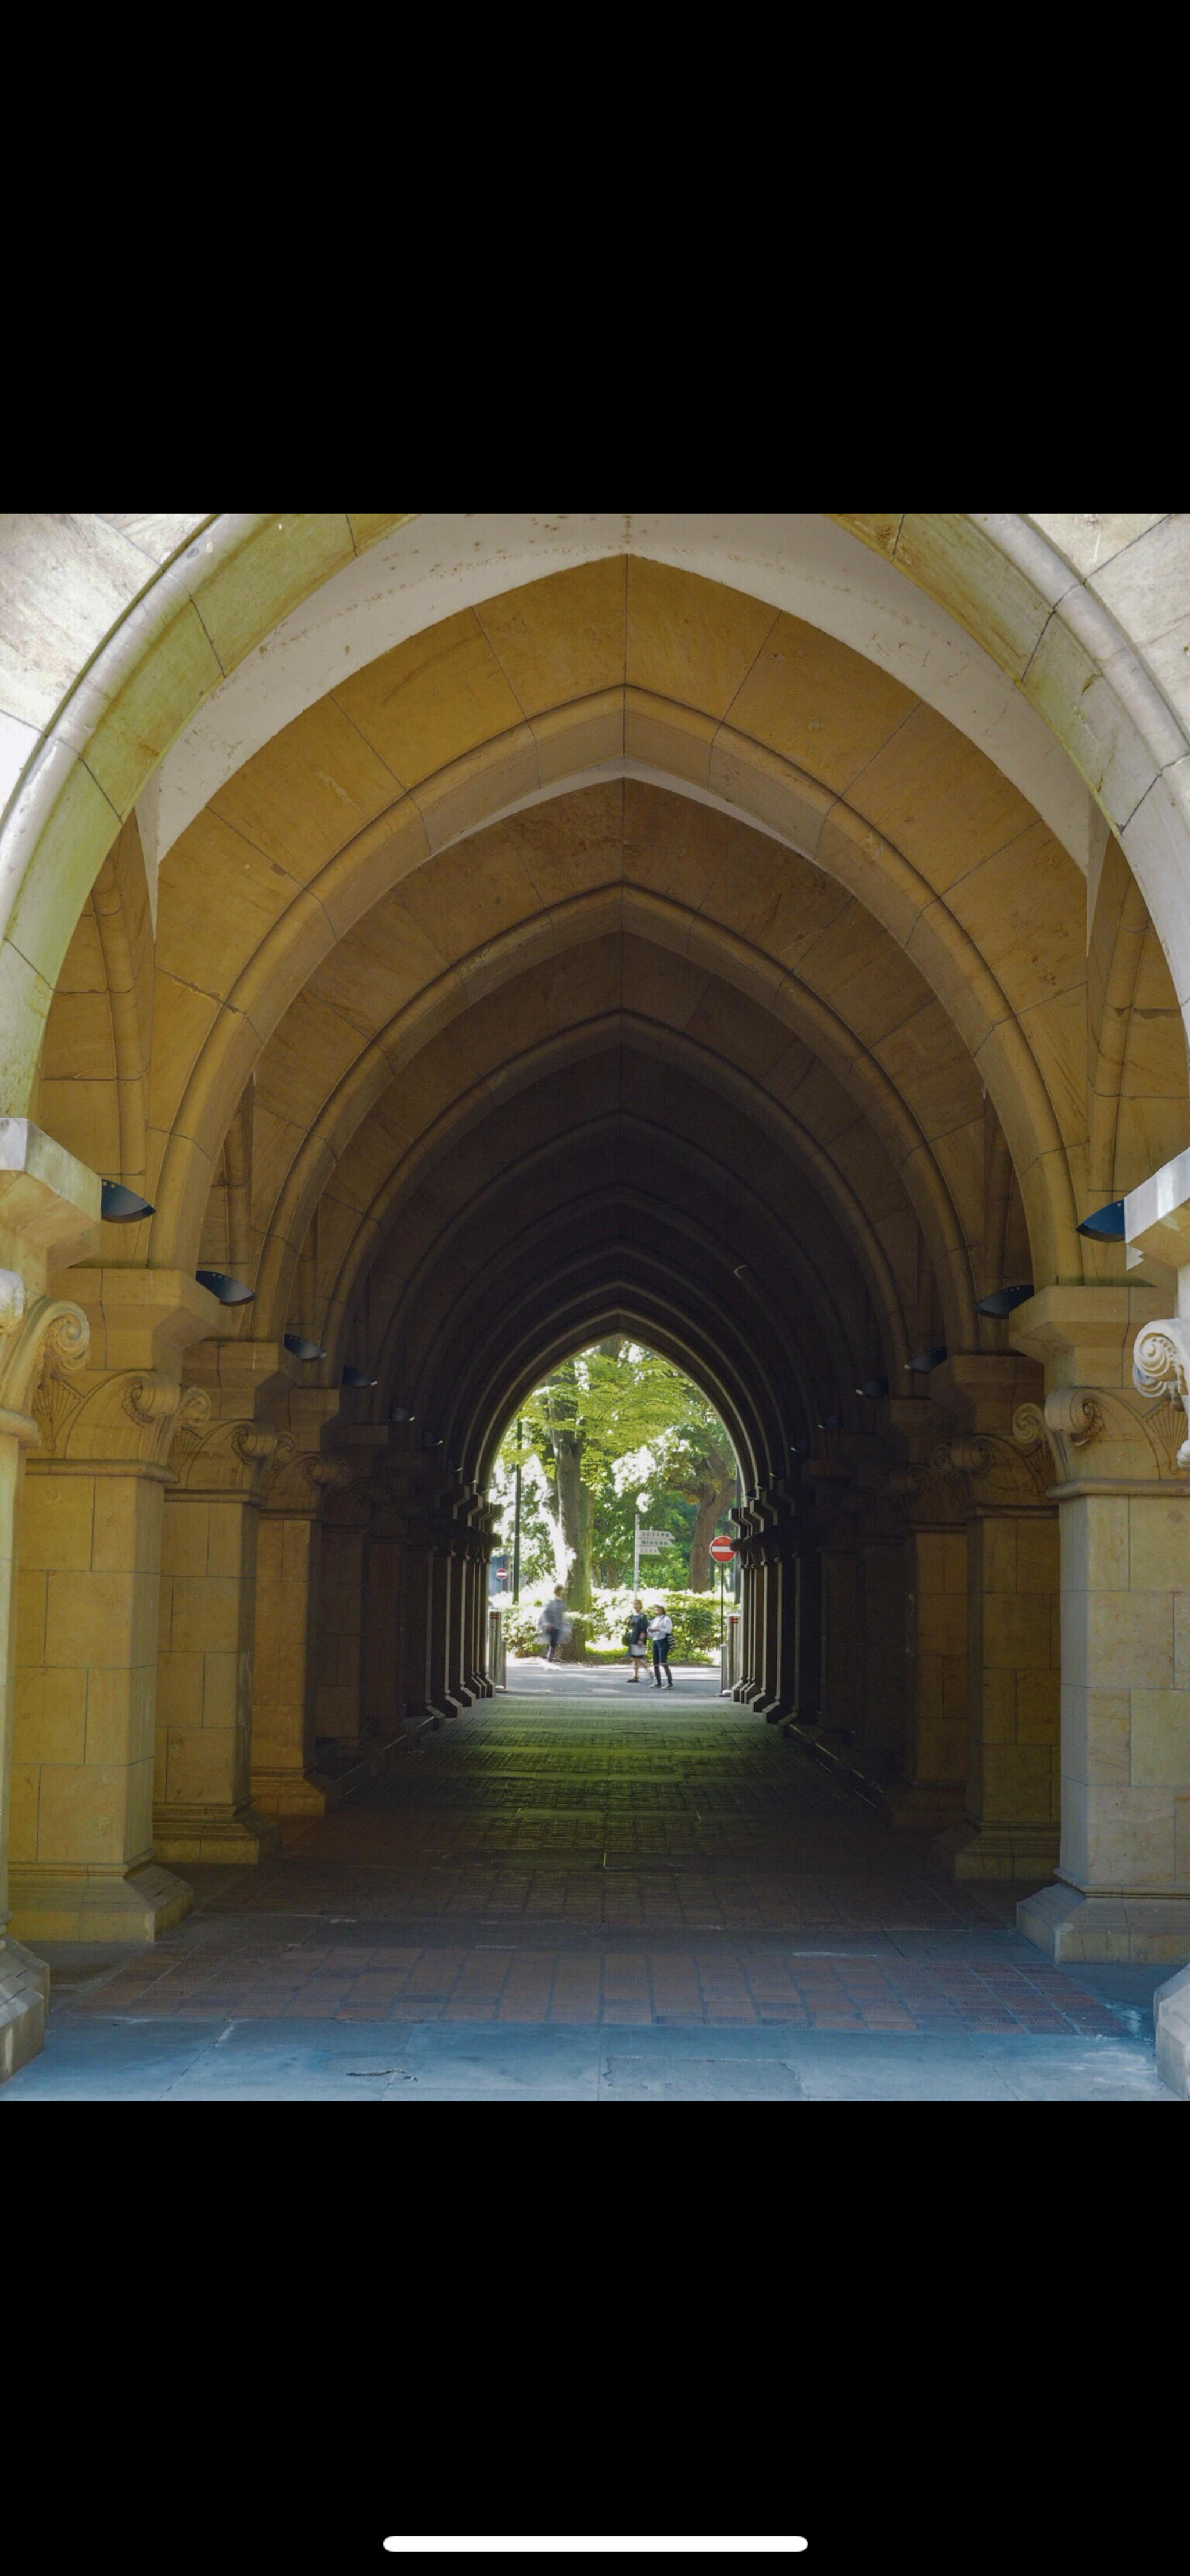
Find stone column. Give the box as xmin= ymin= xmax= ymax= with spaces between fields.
xmin=747 ymin=1480 xmax=799 ymax=1723
xmin=251 ymin=1449 xmax=355 ymax=1816
xmin=1012 ymin=1277 xmax=1190 ymax=1962
xmin=11 ymin=1262 xmax=221 ymax=1945
xmin=726 ymin=1493 xmax=759 ymax=1704
xmin=155 ymin=1407 xmax=283 ymax=1866
xmin=314 ymin=1514 xmax=369 ymax=1751
xmin=467 ymin=1499 xmax=498 ymax=1698
xmin=792 ymin=1542 xmax=820 ymax=1730
xmin=930 ymin=1430 xmax=1060 ymax=1879
xmin=426 ymin=1545 xmax=455 ymax=1720
xmin=443 ymin=1491 xmax=481 ymax=1710
xmin=729 ymin=1480 xmax=795 ymax=1713
xmin=399 ymin=1540 xmax=435 ymax=1725
xmin=884 ymin=1501 xmax=968 ymax=1831
xmin=809 ymin=1464 xmax=863 ymax=1756
xmin=0 ymin=1122 xmax=98 ymax=2070
xmin=363 ymin=1532 xmax=402 ymax=1742
xmin=739 ymin=1548 xmax=761 ymax=1704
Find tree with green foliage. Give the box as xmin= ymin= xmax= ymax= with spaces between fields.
xmin=656 ymin=1416 xmax=737 ymax=1590
xmin=495 ymin=1340 xmax=736 ymax=1605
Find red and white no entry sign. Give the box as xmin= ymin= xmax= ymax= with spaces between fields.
xmin=709 ymin=1537 xmax=736 ymax=1562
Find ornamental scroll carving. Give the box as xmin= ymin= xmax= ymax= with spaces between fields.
xmin=1132 ymin=1320 xmax=1190 ymax=1469
xmin=0 ymin=1285 xmax=89 ymax=1434
xmin=169 ymin=1416 xmax=285 ymax=1494
xmin=259 ymin=1445 xmax=357 ymax=1512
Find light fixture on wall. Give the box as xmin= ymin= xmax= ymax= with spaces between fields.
xmin=196 ymin=1269 xmax=255 ymax=1304
xmin=905 ymin=1346 xmax=947 ymax=1373
xmin=284 ymin=1333 xmax=327 ymax=1362
xmin=856 ymin=1376 xmax=890 ymax=1399
xmin=1076 ymin=1200 xmax=1126 ymax=1239
xmin=390 ymin=1405 xmax=415 ymax=1423
xmin=733 ymin=1264 xmax=754 ymax=1281
xmin=818 ymin=1412 xmax=844 ymax=1431
xmin=422 ymin=1431 xmax=443 ymax=1450
xmin=101 ymin=1180 xmax=155 ymax=1222
xmin=976 ymin=1284 xmax=1034 ymax=1318
xmin=342 ymin=1364 xmax=377 ymax=1388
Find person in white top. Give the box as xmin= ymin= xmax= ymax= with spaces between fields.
xmin=647 ymin=1605 xmax=674 ymax=1690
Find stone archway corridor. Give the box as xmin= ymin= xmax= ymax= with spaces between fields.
xmin=2 ymin=1668 xmax=1170 ymax=2101
xmin=2 ymin=511 xmax=1190 ymax=2104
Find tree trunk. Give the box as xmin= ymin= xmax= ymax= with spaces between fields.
xmin=689 ymin=1471 xmax=735 ymax=1590
xmin=554 ymin=1433 xmax=593 ymax=1611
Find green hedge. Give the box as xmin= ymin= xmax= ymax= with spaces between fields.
xmin=498 ymin=1590 xmax=724 ymax=1665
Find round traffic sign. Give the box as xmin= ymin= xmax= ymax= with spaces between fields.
xmin=709 ymin=1537 xmax=736 ymax=1562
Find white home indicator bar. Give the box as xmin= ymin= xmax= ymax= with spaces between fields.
xmin=382 ymin=2545 xmax=809 ymax=2557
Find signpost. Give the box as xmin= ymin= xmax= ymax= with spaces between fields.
xmin=633 ymin=1498 xmax=669 ymax=1591
xmin=709 ymin=1535 xmax=736 ymax=1643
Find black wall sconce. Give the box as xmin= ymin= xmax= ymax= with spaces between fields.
xmin=1077 ymin=1201 xmax=1125 ymax=1239
xmin=284 ymin=1333 xmax=326 ymax=1362
xmin=342 ymin=1364 xmax=377 ymax=1388
xmin=196 ymin=1270 xmax=255 ymax=1305
xmin=905 ymin=1346 xmax=947 ymax=1373
xmin=856 ymin=1376 xmax=890 ymax=1399
xmin=976 ymin=1284 xmax=1034 ymax=1318
xmin=102 ymin=1181 xmax=154 ymax=1222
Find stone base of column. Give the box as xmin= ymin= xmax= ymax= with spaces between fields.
xmin=1155 ymin=1966 xmax=1190 ymax=2098
xmin=8 ymin=1861 xmax=192 ymax=1944
xmin=886 ymin=1783 xmax=966 ymax=1833
xmin=250 ymin=1768 xmax=331 ymax=1818
xmin=0 ymin=1934 xmax=49 ymax=2078
xmin=153 ymin=1805 xmax=281 ymax=1866
xmin=1017 ymin=1880 xmax=1190 ymax=1965
xmin=934 ymin=1819 xmax=1060 ymax=1879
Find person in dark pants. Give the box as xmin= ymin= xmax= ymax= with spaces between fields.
xmin=648 ymin=1604 xmax=674 ymax=1688
xmin=539 ymin=1586 xmax=569 ymax=1663
xmin=624 ymin=1599 xmax=650 ymax=1683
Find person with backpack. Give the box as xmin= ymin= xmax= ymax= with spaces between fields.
xmin=623 ymin=1598 xmax=649 ymax=1682
xmin=647 ymin=1603 xmax=675 ymax=1688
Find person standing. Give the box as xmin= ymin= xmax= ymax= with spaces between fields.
xmin=624 ymin=1598 xmax=649 ymax=1683
xmin=648 ymin=1603 xmax=674 ymax=1689
xmin=539 ymin=1586 xmax=569 ymax=1665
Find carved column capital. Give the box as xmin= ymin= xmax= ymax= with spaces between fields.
xmin=170 ymin=1415 xmax=284 ymax=1497
xmin=30 ymin=1365 xmax=210 ymax=1471
xmin=932 ymin=1427 xmax=1051 ymax=1511
xmin=1014 ymin=1378 xmax=1188 ymax=1490
xmin=259 ymin=1444 xmax=359 ymax=1511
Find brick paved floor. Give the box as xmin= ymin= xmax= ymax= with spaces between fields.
xmin=3 ymin=1678 xmax=1174 ymax=2098
xmin=2 ymin=1669 xmax=1169 ymax=2091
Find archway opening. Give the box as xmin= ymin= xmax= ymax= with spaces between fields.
xmin=487 ymin=1336 xmax=741 ymax=1681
